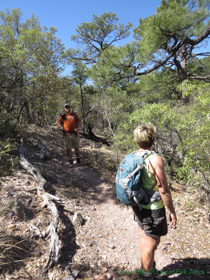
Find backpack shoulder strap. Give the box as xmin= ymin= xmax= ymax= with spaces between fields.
xmin=132 ymin=150 xmax=151 ymax=159
xmin=69 ymin=112 xmax=78 ymax=123
xmin=143 ymin=151 xmax=159 ymax=191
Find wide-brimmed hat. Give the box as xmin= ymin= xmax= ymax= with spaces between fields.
xmin=64 ymin=103 xmax=71 ymax=107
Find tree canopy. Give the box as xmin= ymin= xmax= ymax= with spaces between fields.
xmin=0 ymin=8 xmax=68 ymax=130
xmin=85 ymin=0 xmax=210 ymax=83
xmin=65 ymin=12 xmax=133 ymax=64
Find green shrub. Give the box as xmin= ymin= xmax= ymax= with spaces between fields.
xmin=112 ymin=83 xmax=210 ymax=186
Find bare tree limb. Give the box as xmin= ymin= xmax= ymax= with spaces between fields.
xmin=19 ymin=142 xmax=65 ymax=277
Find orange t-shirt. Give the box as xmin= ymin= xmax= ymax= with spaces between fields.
xmin=58 ymin=113 xmax=81 ymax=134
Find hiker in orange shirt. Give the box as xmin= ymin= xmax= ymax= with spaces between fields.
xmin=58 ymin=103 xmax=81 ymax=168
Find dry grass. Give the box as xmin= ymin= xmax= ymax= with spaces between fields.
xmin=0 ymin=231 xmax=29 ymax=266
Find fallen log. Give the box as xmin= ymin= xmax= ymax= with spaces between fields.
xmin=79 ymin=132 xmax=111 ymax=146
xmin=19 ymin=140 xmax=65 ymax=277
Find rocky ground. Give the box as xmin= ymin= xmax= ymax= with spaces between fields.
xmin=0 ymin=125 xmax=209 ymax=280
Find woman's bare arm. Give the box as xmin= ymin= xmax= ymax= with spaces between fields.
xmin=150 ymin=156 xmax=177 ymax=228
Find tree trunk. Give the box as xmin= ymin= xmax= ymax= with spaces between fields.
xmin=180 ymin=45 xmax=189 ymax=105
xmin=80 ymin=84 xmax=86 ymax=133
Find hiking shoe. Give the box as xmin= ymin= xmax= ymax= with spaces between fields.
xmin=76 ymin=157 xmax=81 ymax=165
xmin=69 ymin=159 xmax=73 ymax=168
xmin=151 ymin=262 xmax=168 ymax=279
xmin=140 ymin=274 xmax=154 ymax=280
xmin=139 ymin=269 xmax=154 ymax=280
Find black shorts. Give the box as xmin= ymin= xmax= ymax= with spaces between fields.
xmin=132 ymin=206 xmax=168 ymax=238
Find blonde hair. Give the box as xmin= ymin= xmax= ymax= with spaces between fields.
xmin=133 ymin=124 xmax=156 ymax=149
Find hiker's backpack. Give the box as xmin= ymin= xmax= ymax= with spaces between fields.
xmin=115 ymin=151 xmax=160 ymax=210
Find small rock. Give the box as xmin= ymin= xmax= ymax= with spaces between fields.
xmin=73 ymin=212 xmax=83 ymax=227
xmin=100 ymin=267 xmax=108 ymax=273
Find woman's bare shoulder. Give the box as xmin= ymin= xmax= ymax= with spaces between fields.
xmin=150 ymin=153 xmax=164 ymax=168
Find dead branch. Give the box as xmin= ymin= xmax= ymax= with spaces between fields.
xmin=19 ymin=138 xmax=27 ymax=159
xmin=201 ymin=184 xmax=210 ymax=194
xmin=80 ymin=132 xmax=110 ymax=146
xmin=39 ymin=140 xmax=50 ymax=160
xmin=85 ymin=105 xmax=97 ymax=118
xmin=19 ymin=142 xmax=65 ymax=276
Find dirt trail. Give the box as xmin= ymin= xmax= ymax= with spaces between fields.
xmin=64 ymin=162 xmax=167 ymax=270
xmin=31 ymin=142 xmax=170 ymax=279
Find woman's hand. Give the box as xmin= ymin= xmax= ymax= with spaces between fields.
xmin=169 ymin=212 xmax=177 ymax=229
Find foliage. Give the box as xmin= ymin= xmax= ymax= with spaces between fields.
xmin=66 ymin=3 xmax=210 ymax=187
xmin=133 ymin=0 xmax=210 ymax=77
xmin=90 ymin=0 xmax=210 ymax=83
xmin=112 ymin=81 xmax=210 ymax=184
xmin=0 ymin=8 xmax=68 ymax=128
xmin=64 ymin=1 xmax=210 ymax=187
xmin=72 ymin=62 xmax=88 ymax=132
xmin=88 ymin=42 xmax=139 ymax=84
xmin=65 ymin=12 xmax=133 ymax=65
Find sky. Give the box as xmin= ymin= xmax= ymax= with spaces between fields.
xmin=0 ymin=0 xmax=209 ymax=75
xmin=0 ymin=0 xmax=162 ymax=45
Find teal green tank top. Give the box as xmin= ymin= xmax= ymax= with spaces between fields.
xmin=133 ymin=150 xmax=164 ymax=210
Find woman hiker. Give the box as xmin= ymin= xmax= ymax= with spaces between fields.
xmin=132 ymin=124 xmax=177 ymax=280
